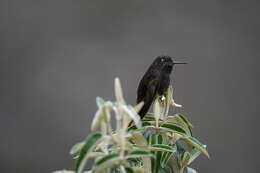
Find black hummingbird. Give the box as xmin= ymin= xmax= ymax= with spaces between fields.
xmin=137 ymin=56 xmax=186 ymax=119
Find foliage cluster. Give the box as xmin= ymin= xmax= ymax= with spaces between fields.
xmin=54 ymin=78 xmax=209 ymax=173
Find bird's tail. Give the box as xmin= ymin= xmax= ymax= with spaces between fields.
xmin=138 ymin=101 xmax=152 ymax=119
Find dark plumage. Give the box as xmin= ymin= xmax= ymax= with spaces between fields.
xmin=137 ymin=56 xmax=186 ymax=119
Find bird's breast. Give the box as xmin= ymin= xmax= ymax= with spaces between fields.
xmin=157 ymin=74 xmax=170 ymax=95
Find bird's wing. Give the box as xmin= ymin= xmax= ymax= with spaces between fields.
xmin=144 ymin=77 xmax=159 ymax=103
xmin=137 ymin=71 xmax=160 ymax=103
xmin=138 ymin=75 xmax=160 ymax=119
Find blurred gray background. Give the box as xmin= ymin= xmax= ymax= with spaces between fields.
xmin=0 ymin=0 xmax=259 ymax=173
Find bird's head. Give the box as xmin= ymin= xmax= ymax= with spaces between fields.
xmin=152 ymin=56 xmax=186 ymax=73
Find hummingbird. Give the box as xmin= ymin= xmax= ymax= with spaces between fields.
xmin=137 ymin=56 xmax=186 ymax=119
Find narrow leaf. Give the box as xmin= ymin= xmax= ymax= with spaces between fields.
xmin=125 ymin=167 xmax=134 ymax=173
xmin=70 ymin=141 xmax=85 ymax=155
xmin=160 ymin=123 xmax=186 ymax=135
xmin=149 ymin=144 xmax=176 ymax=153
xmin=188 ymin=149 xmax=201 ymax=165
xmin=166 ymin=115 xmax=192 ymax=136
xmin=130 ymin=131 xmax=148 ymax=146
xmin=177 ymin=114 xmax=193 ymax=128
xmin=149 ymin=134 xmax=163 ymax=173
xmin=180 ymin=136 xmax=209 ymax=158
xmin=92 ymin=153 xmax=120 ymax=173
xmin=143 ymin=114 xmax=156 ymax=121
xmin=160 ymin=152 xmax=173 ymax=168
xmin=128 ymin=150 xmax=152 ymax=156
xmin=76 ymin=133 xmax=102 ymax=173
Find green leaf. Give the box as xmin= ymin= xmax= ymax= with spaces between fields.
xmin=127 ymin=153 xmax=152 ymax=172
xmin=130 ymin=131 xmax=148 ymax=146
xmin=177 ymin=114 xmax=193 ymax=136
xmin=125 ymin=167 xmax=134 ymax=173
xmin=160 ymin=152 xmax=173 ymax=168
xmin=129 ymin=125 xmax=155 ymax=134
xmin=142 ymin=121 xmax=153 ymax=126
xmin=177 ymin=114 xmax=193 ymax=128
xmin=148 ymin=134 xmax=163 ymax=173
xmin=127 ymin=150 xmax=153 ymax=158
xmin=180 ymin=136 xmax=209 ymax=158
xmin=150 ymin=145 xmax=176 ymax=169
xmin=157 ymin=135 xmax=163 ymax=144
xmin=148 ymin=134 xmax=163 ymax=145
xmin=127 ymin=125 xmax=137 ymax=131
xmin=143 ymin=114 xmax=156 ymax=121
xmin=155 ymin=149 xmax=162 ymax=173
xmin=126 ymin=158 xmax=140 ymax=165
xmin=152 ymin=144 xmax=176 ymax=168
xmin=70 ymin=141 xmax=85 ymax=155
xmin=188 ymin=149 xmax=201 ymax=165
xmin=160 ymin=123 xmax=186 ymax=135
xmin=92 ymin=153 xmax=120 ymax=173
xmin=166 ymin=115 xmax=192 ymax=136
xmin=128 ymin=121 xmax=153 ymax=131
xmin=76 ymin=133 xmax=102 ymax=173
xmin=142 ymin=120 xmax=157 ymax=124
xmin=159 ymin=165 xmax=173 ymax=173
xmin=149 ymin=144 xmax=176 ymax=153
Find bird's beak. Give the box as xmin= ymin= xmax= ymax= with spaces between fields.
xmin=173 ymin=61 xmax=187 ymax=65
